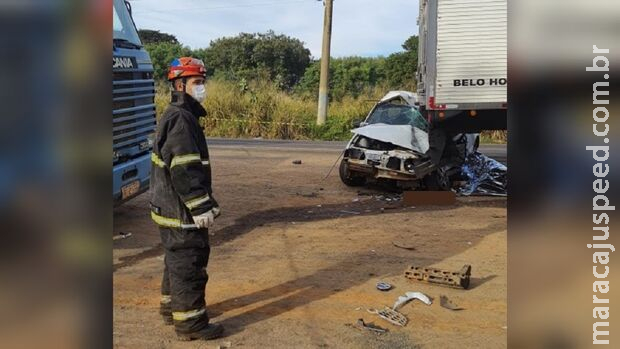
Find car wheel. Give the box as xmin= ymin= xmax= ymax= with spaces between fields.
xmin=339 ymin=159 xmax=366 ymax=187
xmin=423 ymin=168 xmax=450 ymax=191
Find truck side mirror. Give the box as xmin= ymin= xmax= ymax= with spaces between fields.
xmin=125 ymin=0 xmax=132 ymax=16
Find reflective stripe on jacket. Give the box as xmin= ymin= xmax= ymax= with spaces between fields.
xmin=149 ymin=91 xmax=219 ymax=228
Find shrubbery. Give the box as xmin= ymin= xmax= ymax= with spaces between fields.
xmin=156 ymin=79 xmax=379 ymax=140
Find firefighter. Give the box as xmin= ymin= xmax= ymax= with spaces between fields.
xmin=150 ymin=57 xmax=223 ymax=340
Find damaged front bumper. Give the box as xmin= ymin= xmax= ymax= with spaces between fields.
xmin=344 ymin=147 xmax=435 ymax=182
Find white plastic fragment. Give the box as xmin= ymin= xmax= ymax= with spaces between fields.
xmin=393 ymin=291 xmax=432 ymax=310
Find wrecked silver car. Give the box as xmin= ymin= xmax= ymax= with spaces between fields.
xmin=339 ymin=91 xmax=506 ymax=195
xmin=339 ymin=91 xmax=450 ymax=190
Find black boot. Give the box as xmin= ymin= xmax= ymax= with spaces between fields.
xmin=176 ymin=323 xmax=224 ymax=341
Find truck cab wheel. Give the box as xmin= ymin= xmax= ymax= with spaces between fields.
xmin=339 ymin=159 xmax=366 ymax=187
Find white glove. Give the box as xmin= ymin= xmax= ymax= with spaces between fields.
xmin=192 ymin=210 xmax=215 ymax=229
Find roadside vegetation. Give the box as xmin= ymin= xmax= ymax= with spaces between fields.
xmin=155 ymin=79 xmax=384 ymax=140
xmin=144 ymin=30 xmax=507 ymax=143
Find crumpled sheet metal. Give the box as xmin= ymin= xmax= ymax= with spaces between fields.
xmin=458 ymin=151 xmax=507 ymax=196
xmin=393 ymin=291 xmax=432 ymax=311
xmin=379 ymin=90 xmax=418 ymax=106
xmin=439 ymin=295 xmax=464 ymax=311
xmin=351 ymin=123 xmax=429 ymax=154
xmin=353 ymin=318 xmax=388 ymax=334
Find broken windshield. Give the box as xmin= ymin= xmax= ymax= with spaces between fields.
xmin=365 ymin=102 xmax=429 ymax=131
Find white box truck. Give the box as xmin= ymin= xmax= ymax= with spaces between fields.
xmin=417 ymin=0 xmax=507 ymax=131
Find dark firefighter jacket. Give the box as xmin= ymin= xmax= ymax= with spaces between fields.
xmin=150 ymin=91 xmax=219 ymax=229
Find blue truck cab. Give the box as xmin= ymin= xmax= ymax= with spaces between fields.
xmin=113 ymin=0 xmax=155 ymax=205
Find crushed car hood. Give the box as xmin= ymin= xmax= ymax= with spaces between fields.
xmin=380 ymin=91 xmax=418 ymax=106
xmin=351 ymin=123 xmax=429 ymax=154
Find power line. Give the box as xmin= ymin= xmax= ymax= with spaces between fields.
xmin=137 ymin=0 xmax=314 ymax=14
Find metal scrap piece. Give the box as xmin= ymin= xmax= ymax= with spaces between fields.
xmin=440 ymin=295 xmax=464 ymax=311
xmin=392 ymin=241 xmax=416 ymax=250
xmin=113 ymin=232 xmax=132 ymax=241
xmin=367 ymin=307 xmax=408 ymax=327
xmin=351 ymin=318 xmax=388 ymax=334
xmin=404 ymin=264 xmax=471 ymax=289
xmin=393 ymin=291 xmax=432 ymax=310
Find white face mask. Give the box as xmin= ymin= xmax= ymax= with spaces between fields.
xmin=189 ymin=84 xmax=206 ymax=102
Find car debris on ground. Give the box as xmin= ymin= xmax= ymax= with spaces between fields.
xmin=393 ymin=291 xmax=432 ymax=310
xmin=392 ymin=241 xmax=416 ymax=250
xmin=348 ymin=318 xmax=388 ymax=334
xmin=404 ymin=264 xmax=472 ymax=289
xmin=440 ymin=295 xmax=464 ymax=311
xmin=113 ymin=232 xmax=132 ymax=241
xmin=376 ymin=281 xmax=393 ymax=291
xmin=354 ymin=191 xmax=403 ymax=203
xmin=374 ymin=193 xmax=403 ymax=202
xmin=367 ymin=307 xmax=408 ymax=327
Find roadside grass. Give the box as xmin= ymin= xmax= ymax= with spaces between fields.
xmin=155 ymin=79 xmax=507 ymax=143
xmin=480 ymin=130 xmax=507 ymax=144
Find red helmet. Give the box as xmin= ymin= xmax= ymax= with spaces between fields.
xmin=167 ymin=57 xmax=206 ymax=81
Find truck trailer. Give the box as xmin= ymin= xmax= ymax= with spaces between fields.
xmin=417 ymin=0 xmax=507 ymax=132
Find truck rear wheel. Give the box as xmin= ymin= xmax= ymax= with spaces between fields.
xmin=423 ymin=168 xmax=450 ymax=191
xmin=339 ymin=159 xmax=366 ymax=187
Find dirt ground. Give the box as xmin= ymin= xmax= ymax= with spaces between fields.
xmin=113 ymin=143 xmax=507 ymax=348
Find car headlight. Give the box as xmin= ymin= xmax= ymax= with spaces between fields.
xmin=113 ymin=150 xmax=120 ymax=162
xmin=404 ymin=159 xmax=416 ymax=173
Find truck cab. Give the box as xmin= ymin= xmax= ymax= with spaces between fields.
xmin=113 ymin=0 xmax=156 ymax=205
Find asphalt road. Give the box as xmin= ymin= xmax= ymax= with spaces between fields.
xmin=207 ymin=137 xmax=507 ymax=164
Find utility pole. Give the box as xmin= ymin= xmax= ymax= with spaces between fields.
xmin=317 ymin=0 xmax=333 ymax=125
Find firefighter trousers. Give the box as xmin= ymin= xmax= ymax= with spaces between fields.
xmin=159 ymin=227 xmax=211 ymax=333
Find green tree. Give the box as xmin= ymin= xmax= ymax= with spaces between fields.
xmin=295 ymin=35 xmax=419 ymax=99
xmin=402 ymin=35 xmax=418 ymax=53
xmin=295 ymin=57 xmax=386 ymax=100
xmin=383 ymin=35 xmax=418 ymax=89
xmin=138 ymin=29 xmax=179 ymax=45
xmin=330 ymin=57 xmax=386 ymax=99
xmin=194 ymin=31 xmax=311 ymax=89
xmin=144 ymin=42 xmax=192 ymax=81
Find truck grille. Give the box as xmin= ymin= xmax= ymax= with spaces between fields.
xmin=113 ymin=71 xmax=156 ymax=161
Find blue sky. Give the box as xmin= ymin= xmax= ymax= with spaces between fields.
xmin=131 ymin=0 xmax=419 ymax=58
